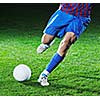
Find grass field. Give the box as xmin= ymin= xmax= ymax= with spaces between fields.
xmin=0 ymin=4 xmax=100 ymax=96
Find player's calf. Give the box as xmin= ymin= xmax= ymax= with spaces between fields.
xmin=37 ymin=34 xmax=55 ymax=54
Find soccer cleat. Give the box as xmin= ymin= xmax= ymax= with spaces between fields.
xmin=38 ymin=76 xmax=49 ymax=86
xmin=37 ymin=44 xmax=49 ymax=54
xmin=37 ymin=40 xmax=55 ymax=54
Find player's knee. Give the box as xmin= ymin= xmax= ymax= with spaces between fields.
xmin=57 ymin=39 xmax=71 ymax=56
xmin=62 ymin=39 xmax=71 ymax=48
xmin=41 ymin=34 xmax=54 ymax=45
xmin=59 ymin=36 xmax=77 ymax=54
xmin=62 ymin=39 xmax=70 ymax=45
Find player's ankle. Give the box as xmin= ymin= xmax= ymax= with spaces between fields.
xmin=41 ymin=70 xmax=50 ymax=77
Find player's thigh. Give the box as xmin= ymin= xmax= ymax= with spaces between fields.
xmin=41 ymin=34 xmax=55 ymax=44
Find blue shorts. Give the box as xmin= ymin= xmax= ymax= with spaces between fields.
xmin=43 ymin=10 xmax=91 ymax=38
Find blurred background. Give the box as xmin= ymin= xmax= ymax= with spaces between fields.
xmin=0 ymin=3 xmax=100 ymax=31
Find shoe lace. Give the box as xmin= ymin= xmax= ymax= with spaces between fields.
xmin=41 ymin=77 xmax=48 ymax=84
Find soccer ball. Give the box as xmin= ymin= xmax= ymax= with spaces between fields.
xmin=13 ymin=64 xmax=31 ymax=82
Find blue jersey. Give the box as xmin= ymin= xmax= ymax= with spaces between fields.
xmin=59 ymin=3 xmax=93 ymax=17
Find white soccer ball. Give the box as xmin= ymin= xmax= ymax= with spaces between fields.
xmin=13 ymin=64 xmax=31 ymax=82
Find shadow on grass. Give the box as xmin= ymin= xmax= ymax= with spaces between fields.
xmin=22 ymin=80 xmax=100 ymax=95
xmin=50 ymin=78 xmax=100 ymax=95
xmin=76 ymin=75 xmax=100 ymax=80
xmin=22 ymin=80 xmax=41 ymax=87
xmin=22 ymin=75 xmax=100 ymax=95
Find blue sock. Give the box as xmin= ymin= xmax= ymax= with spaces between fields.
xmin=46 ymin=53 xmax=64 ymax=73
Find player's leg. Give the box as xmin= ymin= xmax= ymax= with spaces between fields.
xmin=37 ymin=10 xmax=66 ymax=54
xmin=57 ymin=32 xmax=77 ymax=56
xmin=37 ymin=34 xmax=55 ymax=54
xmin=45 ymin=32 xmax=77 ymax=73
xmin=38 ymin=15 xmax=91 ymax=86
xmin=38 ymin=32 xmax=77 ymax=86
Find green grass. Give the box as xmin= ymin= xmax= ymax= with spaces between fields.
xmin=0 ymin=4 xmax=100 ymax=96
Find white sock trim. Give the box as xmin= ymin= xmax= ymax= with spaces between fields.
xmin=42 ymin=70 xmax=50 ymax=76
xmin=42 ymin=43 xmax=49 ymax=48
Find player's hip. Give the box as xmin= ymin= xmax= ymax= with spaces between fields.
xmin=43 ymin=9 xmax=91 ymax=38
xmin=47 ymin=9 xmax=91 ymax=28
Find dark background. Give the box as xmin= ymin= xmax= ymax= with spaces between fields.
xmin=0 ymin=3 xmax=100 ymax=20
xmin=0 ymin=3 xmax=100 ymax=31
xmin=0 ymin=4 xmax=58 ymax=31
xmin=0 ymin=3 xmax=58 ymax=20
xmin=0 ymin=3 xmax=100 ymax=15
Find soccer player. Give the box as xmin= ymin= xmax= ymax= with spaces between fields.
xmin=37 ymin=3 xmax=93 ymax=86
